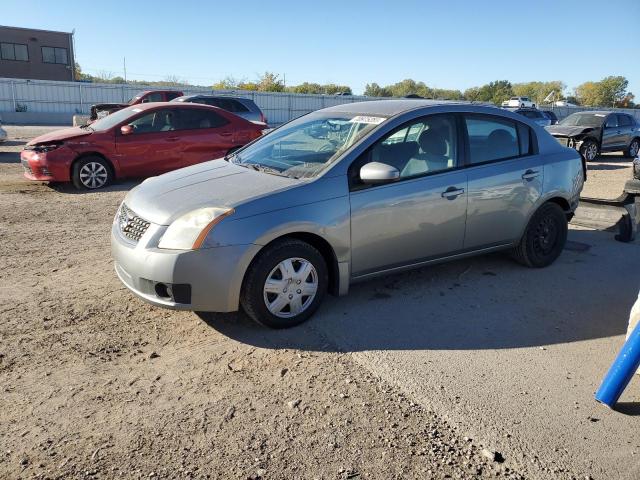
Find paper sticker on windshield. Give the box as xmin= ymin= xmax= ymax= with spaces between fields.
xmin=595 ymin=114 xmax=606 ymax=117
xmin=131 ymin=108 xmax=142 ymax=113
xmin=350 ymin=115 xmax=385 ymax=125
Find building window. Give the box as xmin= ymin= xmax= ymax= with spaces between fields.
xmin=41 ymin=46 xmax=68 ymax=64
xmin=1 ymin=42 xmax=29 ymax=61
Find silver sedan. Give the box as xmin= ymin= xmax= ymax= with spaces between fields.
xmin=112 ymin=101 xmax=584 ymax=328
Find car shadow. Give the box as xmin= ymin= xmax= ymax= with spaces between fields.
xmin=594 ymin=153 xmax=633 ymax=163
xmin=199 ymin=229 xmax=637 ymax=353
xmin=49 ymin=179 xmax=141 ymax=194
xmin=587 ymin=164 xmax=629 ymax=171
xmin=613 ymin=402 xmax=640 ymax=416
xmin=0 ymin=151 xmax=20 ymax=163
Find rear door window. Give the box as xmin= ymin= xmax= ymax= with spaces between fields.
xmin=464 ymin=115 xmax=525 ymax=164
xmin=176 ymin=109 xmax=229 ymax=130
xmin=617 ymin=114 xmax=632 ymax=127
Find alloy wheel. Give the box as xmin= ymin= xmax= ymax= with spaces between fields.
xmin=585 ymin=143 xmax=598 ymax=161
xmin=630 ymin=140 xmax=639 ymax=158
xmin=263 ymin=257 xmax=318 ymax=318
xmin=79 ymin=162 xmax=108 ymax=189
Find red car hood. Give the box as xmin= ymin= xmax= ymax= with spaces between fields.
xmin=27 ymin=127 xmax=92 ymax=146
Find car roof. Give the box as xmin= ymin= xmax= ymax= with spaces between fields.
xmin=126 ymin=101 xmax=224 ymax=111
xmin=177 ymin=94 xmax=248 ymax=101
xmin=571 ymin=110 xmax=614 ymax=115
xmin=321 ymin=99 xmax=475 ymax=116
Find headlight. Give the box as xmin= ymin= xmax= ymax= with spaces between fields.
xmin=31 ymin=142 xmax=63 ymax=153
xmin=158 ymin=207 xmax=234 ymax=250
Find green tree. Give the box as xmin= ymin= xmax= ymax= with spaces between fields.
xmin=599 ymin=76 xmax=630 ymax=107
xmin=364 ymin=82 xmax=392 ymax=97
xmin=256 ymin=72 xmax=285 ymax=92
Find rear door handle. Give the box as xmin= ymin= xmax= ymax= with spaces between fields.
xmin=522 ymin=169 xmax=540 ymax=181
xmin=441 ymin=186 xmax=465 ymax=199
xmin=220 ymin=132 xmax=233 ymax=137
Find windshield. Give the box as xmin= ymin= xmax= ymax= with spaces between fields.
xmin=231 ymin=112 xmax=386 ymax=178
xmin=90 ymin=105 xmax=145 ymax=131
xmin=559 ymin=113 xmax=605 ymax=127
xmin=127 ymin=92 xmax=145 ymax=104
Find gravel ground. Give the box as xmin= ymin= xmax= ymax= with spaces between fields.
xmin=0 ymin=124 xmax=635 ymax=479
xmin=0 ymin=127 xmax=521 ymax=479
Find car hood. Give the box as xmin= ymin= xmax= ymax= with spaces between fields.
xmin=125 ymin=159 xmax=299 ymax=225
xmin=545 ymin=125 xmax=599 ymax=137
xmin=27 ymin=127 xmax=92 ymax=146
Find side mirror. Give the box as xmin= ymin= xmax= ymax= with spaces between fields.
xmin=360 ymin=162 xmax=400 ymax=184
xmin=120 ymin=125 xmax=133 ymax=136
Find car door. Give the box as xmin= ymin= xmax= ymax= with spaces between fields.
xmin=601 ymin=114 xmax=621 ymax=151
xmin=617 ymin=114 xmax=635 ymax=148
xmin=115 ymin=108 xmax=185 ymax=176
xmin=462 ymin=114 xmax=544 ymax=249
xmin=173 ymin=107 xmax=235 ymax=166
xmin=349 ymin=114 xmax=468 ymax=277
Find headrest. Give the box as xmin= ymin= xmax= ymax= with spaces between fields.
xmin=418 ymin=129 xmax=447 ymax=156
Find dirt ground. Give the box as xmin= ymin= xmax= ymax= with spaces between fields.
xmin=0 ymin=125 xmax=635 ymax=480
xmin=0 ymin=127 xmax=525 ymax=479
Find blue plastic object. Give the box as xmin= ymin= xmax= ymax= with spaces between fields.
xmin=595 ymin=321 xmax=640 ymax=408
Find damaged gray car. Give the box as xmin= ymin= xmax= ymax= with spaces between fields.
xmin=546 ymin=111 xmax=640 ymax=161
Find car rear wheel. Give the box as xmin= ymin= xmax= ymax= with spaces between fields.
xmin=580 ymin=140 xmax=599 ymax=162
xmin=72 ymin=156 xmax=112 ymax=190
xmin=240 ymin=239 xmax=328 ymax=328
xmin=511 ymin=202 xmax=568 ymax=268
xmin=626 ymin=138 xmax=640 ymax=158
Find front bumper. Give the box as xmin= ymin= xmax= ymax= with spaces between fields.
xmin=21 ymin=149 xmax=73 ymax=182
xmin=111 ymin=222 xmax=261 ymax=312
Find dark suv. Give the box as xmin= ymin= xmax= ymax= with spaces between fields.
xmin=172 ymin=95 xmax=267 ymax=124
xmin=546 ymin=111 xmax=640 ymax=161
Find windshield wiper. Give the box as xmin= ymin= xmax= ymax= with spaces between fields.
xmin=225 ymin=152 xmax=240 ymax=163
xmin=245 ymin=163 xmax=295 ymax=179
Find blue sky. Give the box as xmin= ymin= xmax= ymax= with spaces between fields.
xmin=2 ymin=0 xmax=638 ymax=96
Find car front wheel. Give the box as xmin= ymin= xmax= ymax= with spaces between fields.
xmin=511 ymin=202 xmax=568 ymax=268
xmin=580 ymin=140 xmax=599 ymax=162
xmin=241 ymin=239 xmax=328 ymax=328
xmin=72 ymin=156 xmax=112 ymax=190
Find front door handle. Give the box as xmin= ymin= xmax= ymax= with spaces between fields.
xmin=522 ymin=169 xmax=540 ymax=181
xmin=441 ymin=186 xmax=465 ymax=199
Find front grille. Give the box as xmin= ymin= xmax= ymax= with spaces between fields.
xmin=118 ymin=204 xmax=150 ymax=242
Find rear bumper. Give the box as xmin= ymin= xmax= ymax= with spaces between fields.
xmin=111 ymin=222 xmax=261 ymax=312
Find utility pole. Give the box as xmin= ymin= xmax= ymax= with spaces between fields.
xmin=123 ymin=57 xmax=127 ymax=84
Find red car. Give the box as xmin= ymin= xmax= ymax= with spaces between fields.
xmin=22 ymin=103 xmax=266 ymax=190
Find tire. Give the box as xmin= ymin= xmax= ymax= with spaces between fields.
xmin=72 ymin=156 xmax=113 ymax=190
xmin=240 ymin=239 xmax=328 ymax=328
xmin=579 ymin=139 xmax=599 ymax=162
xmin=626 ymin=138 xmax=640 ymax=159
xmin=511 ymin=202 xmax=568 ymax=268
